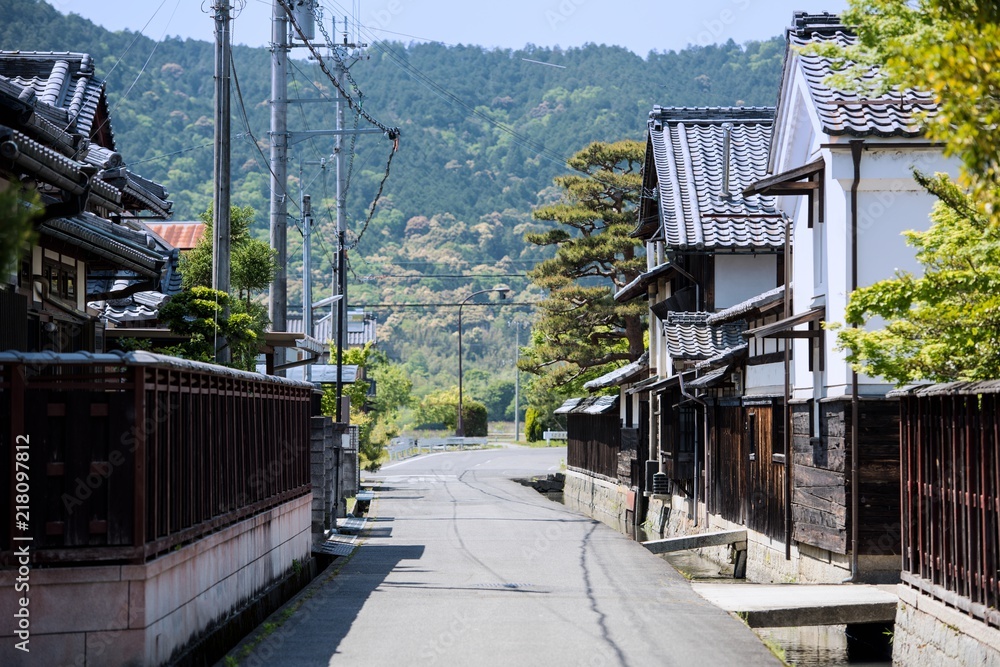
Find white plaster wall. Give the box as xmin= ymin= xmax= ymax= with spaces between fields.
xmin=714 ymin=255 xmax=777 ymax=309
xmin=746 ymin=362 xmax=783 ymax=395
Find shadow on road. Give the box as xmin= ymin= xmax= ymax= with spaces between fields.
xmin=227 ymin=542 xmax=425 ymax=666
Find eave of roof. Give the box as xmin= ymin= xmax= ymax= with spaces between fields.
xmin=745 ymin=306 xmax=825 ymax=339
xmin=706 ymin=285 xmax=785 ymax=325
xmin=583 ymin=352 xmax=649 ymax=391
xmin=614 ymin=263 xmax=677 ymax=303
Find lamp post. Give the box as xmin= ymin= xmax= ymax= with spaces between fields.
xmin=457 ymin=286 xmax=510 ymax=437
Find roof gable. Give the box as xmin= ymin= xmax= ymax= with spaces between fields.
xmin=645 ymin=106 xmax=785 ymax=252
xmin=0 ymin=51 xmax=115 ymax=149
xmin=783 ymin=12 xmax=937 ymax=138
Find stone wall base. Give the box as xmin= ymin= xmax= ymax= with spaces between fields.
xmin=642 ymin=493 xmax=898 ymax=584
xmin=894 ymin=585 xmax=1000 ymax=666
xmin=0 ymin=494 xmax=312 ymax=667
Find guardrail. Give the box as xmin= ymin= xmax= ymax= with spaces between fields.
xmin=388 ymin=437 xmax=489 ymax=460
xmin=543 ymin=430 xmax=568 ymax=446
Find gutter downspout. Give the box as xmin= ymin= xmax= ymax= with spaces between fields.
xmin=844 ymin=139 xmax=864 ymax=582
xmin=679 ymin=370 xmax=707 ymax=527
xmin=783 ymin=214 xmax=792 ymax=560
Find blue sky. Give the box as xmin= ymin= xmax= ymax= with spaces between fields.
xmin=53 ymin=0 xmax=849 ymax=54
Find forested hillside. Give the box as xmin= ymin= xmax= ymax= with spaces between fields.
xmin=1 ymin=0 xmax=785 ymax=418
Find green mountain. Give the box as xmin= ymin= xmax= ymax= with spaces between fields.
xmin=1 ymin=0 xmax=785 ymax=418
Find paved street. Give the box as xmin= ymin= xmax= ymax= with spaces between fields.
xmin=230 ymin=447 xmax=780 ymax=666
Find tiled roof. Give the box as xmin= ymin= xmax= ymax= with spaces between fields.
xmin=554 ymin=395 xmax=618 ymax=415
xmin=787 ymin=12 xmax=937 ymax=137
xmin=0 ymin=51 xmax=113 ymax=146
xmin=147 ymin=222 xmax=206 ymax=250
xmin=583 ymin=352 xmax=649 ymax=391
xmin=706 ymin=285 xmax=785 ymax=325
xmin=695 ymin=344 xmax=748 ymax=370
xmin=646 ymin=106 xmax=785 ymax=251
xmin=284 ymin=313 xmax=377 ymax=348
xmin=43 ymin=213 xmax=165 ymax=278
xmin=663 ymin=311 xmax=746 ymax=361
xmin=0 ymin=52 xmax=170 ymax=219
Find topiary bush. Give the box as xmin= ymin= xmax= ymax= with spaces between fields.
xmin=525 ymin=407 xmax=543 ymax=442
xmin=462 ymin=400 xmax=488 ymax=437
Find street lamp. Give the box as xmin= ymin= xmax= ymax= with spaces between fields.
xmin=457 ymin=286 xmax=510 ymax=437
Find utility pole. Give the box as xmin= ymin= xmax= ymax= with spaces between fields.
xmin=269 ymin=0 xmax=289 ymax=333
xmin=301 ymin=191 xmax=312 ymax=381
xmin=334 ymin=28 xmax=349 ymax=423
xmin=212 ymin=0 xmax=232 ymax=364
xmin=513 ymin=320 xmax=521 ymax=442
xmin=270 ymin=4 xmax=386 ymax=414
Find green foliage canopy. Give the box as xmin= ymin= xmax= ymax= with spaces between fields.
xmin=521 ymin=139 xmax=646 ymax=396
xmin=0 ymin=187 xmax=39 ymax=275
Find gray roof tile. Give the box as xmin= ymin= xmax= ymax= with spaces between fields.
xmin=787 ymin=12 xmax=937 ymax=137
xmin=646 ymin=106 xmax=785 ymax=251
xmin=663 ymin=311 xmax=746 ymax=361
xmin=706 ymin=285 xmax=785 ymax=325
xmin=0 ymin=51 xmax=112 ymax=145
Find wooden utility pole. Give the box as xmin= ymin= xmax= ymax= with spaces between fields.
xmin=212 ymin=0 xmax=232 ymax=364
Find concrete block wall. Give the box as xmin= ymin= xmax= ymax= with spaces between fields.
xmin=0 ymin=495 xmax=312 ymax=667
xmin=311 ymin=416 xmax=335 ymax=536
xmin=562 ymin=469 xmax=629 ymax=532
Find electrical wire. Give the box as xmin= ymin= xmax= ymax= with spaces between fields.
xmin=91 ymin=0 xmax=182 ymax=139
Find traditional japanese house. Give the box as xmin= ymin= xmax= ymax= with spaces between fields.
xmin=0 ymin=51 xmax=177 ymax=352
xmin=619 ymin=105 xmax=787 ymax=547
xmin=728 ymin=12 xmax=957 ymax=582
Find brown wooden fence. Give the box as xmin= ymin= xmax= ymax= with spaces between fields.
xmin=567 ymin=414 xmax=621 ymax=480
xmin=1 ymin=351 xmax=313 ymax=565
xmin=896 ymin=384 xmax=1000 ymax=626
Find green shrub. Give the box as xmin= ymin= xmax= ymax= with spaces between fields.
xmin=462 ymin=400 xmax=488 ymax=437
xmin=525 ymin=407 xmax=543 ymax=442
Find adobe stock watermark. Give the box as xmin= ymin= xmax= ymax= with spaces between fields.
xmin=368 ymin=0 xmax=404 ymax=32
xmin=695 ymin=0 xmax=752 ymax=46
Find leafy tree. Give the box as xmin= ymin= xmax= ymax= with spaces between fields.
xmin=323 ymin=343 xmax=412 ymax=471
xmin=0 ymin=187 xmax=39 ymax=275
xmin=179 ymin=204 xmax=278 ymax=304
xmin=157 ymin=286 xmax=261 ymax=369
xmin=520 ymin=139 xmax=646 ymax=394
xmin=835 ymin=172 xmax=1000 ymax=384
xmin=810 ymin=0 xmax=1000 ymax=222
xmin=410 ymin=387 xmax=488 ymax=436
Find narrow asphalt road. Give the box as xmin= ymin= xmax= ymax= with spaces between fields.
xmin=229 ymin=447 xmax=780 ymax=666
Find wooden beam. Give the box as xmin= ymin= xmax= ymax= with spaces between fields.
xmin=642 ymin=529 xmax=747 ymax=554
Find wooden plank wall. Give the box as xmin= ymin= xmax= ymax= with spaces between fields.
xmin=567 ymin=414 xmax=620 ymax=479
xmin=857 ymin=400 xmax=902 ymax=555
xmin=711 ymin=401 xmax=744 ymax=524
xmin=744 ymin=400 xmax=785 ymax=540
xmin=791 ymin=399 xmax=901 ymax=556
xmin=791 ymin=401 xmax=848 ymax=554
xmin=709 ymin=399 xmax=785 ymax=541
